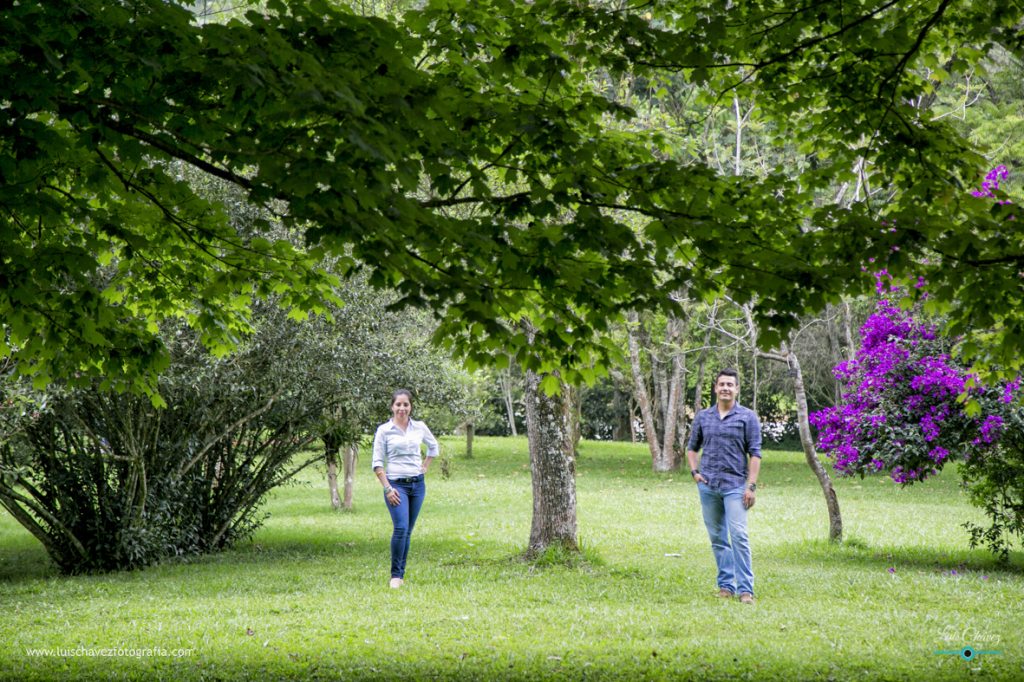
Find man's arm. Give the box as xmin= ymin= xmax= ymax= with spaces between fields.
xmin=687 ymin=449 xmax=706 ymax=484
xmin=686 ymin=415 xmax=704 ymax=483
xmin=743 ymin=455 xmax=760 ymax=509
xmin=743 ymin=412 xmax=762 ymax=509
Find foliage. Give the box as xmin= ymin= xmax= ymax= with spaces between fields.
xmin=7 ymin=0 xmax=1024 ymax=398
xmin=0 ymin=312 xmax=337 ymax=573
xmin=810 ymin=278 xmax=1024 ymax=559
xmin=0 ymin=272 xmax=468 ymax=573
xmin=961 ymin=407 xmax=1024 ymax=562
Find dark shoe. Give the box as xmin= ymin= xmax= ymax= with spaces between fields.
xmin=715 ymin=588 xmax=735 ymax=598
xmin=739 ymin=593 xmax=754 ymax=604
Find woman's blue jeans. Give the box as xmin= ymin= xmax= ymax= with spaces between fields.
xmin=697 ymin=481 xmax=754 ymax=596
xmin=384 ymin=476 xmax=425 ymax=579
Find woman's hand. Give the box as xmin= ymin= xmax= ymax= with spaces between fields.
xmin=385 ymin=488 xmax=401 ymax=506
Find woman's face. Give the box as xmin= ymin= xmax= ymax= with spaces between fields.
xmin=391 ymin=395 xmax=411 ymax=421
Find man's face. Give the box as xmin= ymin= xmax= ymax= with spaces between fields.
xmin=715 ymin=375 xmax=738 ymax=403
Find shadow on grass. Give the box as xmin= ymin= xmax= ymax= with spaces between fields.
xmin=775 ymin=536 xmax=1024 ymax=577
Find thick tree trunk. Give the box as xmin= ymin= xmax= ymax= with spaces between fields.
xmin=626 ymin=311 xmax=663 ymax=467
xmin=524 ymin=368 xmax=577 ymax=554
xmin=786 ymin=346 xmax=843 ymax=542
xmin=522 ymin=316 xmax=577 ymax=556
xmin=342 ymin=444 xmax=358 ymax=510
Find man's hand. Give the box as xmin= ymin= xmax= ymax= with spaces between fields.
xmin=743 ymin=488 xmax=756 ymax=510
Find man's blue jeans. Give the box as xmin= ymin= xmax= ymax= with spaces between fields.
xmin=384 ymin=476 xmax=425 ymax=579
xmin=697 ymin=481 xmax=754 ymax=596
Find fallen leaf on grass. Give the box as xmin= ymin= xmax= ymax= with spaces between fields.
xmin=245 ymin=628 xmax=255 ymax=636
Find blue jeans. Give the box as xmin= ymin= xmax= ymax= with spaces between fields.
xmin=697 ymin=482 xmax=754 ymax=596
xmin=384 ymin=476 xmax=425 ymax=579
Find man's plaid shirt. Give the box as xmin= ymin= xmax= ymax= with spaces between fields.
xmin=687 ymin=403 xmax=762 ymax=490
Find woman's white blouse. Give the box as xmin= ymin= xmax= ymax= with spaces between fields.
xmin=371 ymin=419 xmax=440 ymax=478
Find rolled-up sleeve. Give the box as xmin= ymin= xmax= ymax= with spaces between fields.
xmin=371 ymin=426 xmax=388 ymax=471
xmin=421 ymin=422 xmax=440 ymax=460
xmin=687 ymin=414 xmax=704 ymax=452
xmin=747 ymin=414 xmax=762 ymax=459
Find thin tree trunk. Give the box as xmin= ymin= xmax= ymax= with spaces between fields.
xmin=825 ymin=303 xmax=846 ymax=404
xmin=324 ymin=435 xmax=342 ymax=510
xmin=785 ymin=345 xmax=843 ymax=542
xmin=751 ymin=352 xmax=758 ymax=413
xmin=612 ymin=379 xmax=631 ymax=442
xmin=692 ymin=302 xmax=719 ymax=413
xmin=522 ymin=320 xmax=577 ymax=556
xmin=674 ymin=315 xmax=691 ymax=455
xmin=843 ymin=298 xmax=856 ymax=363
xmin=654 ymin=348 xmax=668 ymax=447
xmin=342 ymin=444 xmax=358 ymax=510
xmin=629 ymin=398 xmax=637 ymax=444
xmin=659 ymin=316 xmax=684 ymax=472
xmin=466 ymin=423 xmax=474 ymax=458
xmin=626 ymin=311 xmax=663 ymax=467
xmin=502 ymin=366 xmax=518 ymax=437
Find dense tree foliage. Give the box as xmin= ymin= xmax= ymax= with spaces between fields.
xmin=6 ymin=0 xmax=1024 ymax=397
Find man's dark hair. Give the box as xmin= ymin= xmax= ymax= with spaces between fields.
xmin=716 ymin=368 xmax=739 ymax=384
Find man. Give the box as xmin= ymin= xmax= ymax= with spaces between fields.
xmin=686 ymin=368 xmax=762 ymax=604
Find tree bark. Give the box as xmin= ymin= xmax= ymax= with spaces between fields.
xmin=626 ymin=311 xmax=663 ymax=467
xmin=843 ymin=298 xmax=856 ymax=363
xmin=342 ymin=443 xmax=358 ymax=510
xmin=466 ymin=422 xmax=474 ymax=458
xmin=659 ymin=316 xmax=684 ymax=472
xmin=501 ymin=366 xmax=518 ymax=437
xmin=324 ymin=435 xmax=342 ymax=510
xmin=522 ymin=320 xmax=577 ymax=556
xmin=612 ymin=378 xmax=631 ymax=441
xmin=692 ymin=301 xmax=718 ymax=414
xmin=785 ymin=345 xmax=843 ymax=542
xmin=825 ymin=302 xmax=846 ymax=404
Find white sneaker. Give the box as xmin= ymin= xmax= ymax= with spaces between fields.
xmin=389 ymin=577 xmax=403 ymax=589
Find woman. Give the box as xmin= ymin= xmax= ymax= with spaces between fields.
xmin=371 ymin=389 xmax=439 ymax=589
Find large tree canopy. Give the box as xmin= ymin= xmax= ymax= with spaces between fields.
xmin=4 ymin=0 xmax=1024 ymax=396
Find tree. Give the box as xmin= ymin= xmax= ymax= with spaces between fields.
xmin=521 ymin=321 xmax=578 ymax=556
xmin=8 ymin=0 xmax=1024 ymax=560
xmin=0 ymin=306 xmax=343 ymax=573
xmin=11 ymin=0 xmax=1024 ymax=392
xmin=810 ymin=279 xmax=1023 ymax=559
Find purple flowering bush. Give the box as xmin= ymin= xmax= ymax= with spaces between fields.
xmin=810 ymin=275 xmax=1024 ymax=560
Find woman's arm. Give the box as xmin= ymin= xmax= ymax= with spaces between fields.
xmin=419 ymin=422 xmax=440 ymax=472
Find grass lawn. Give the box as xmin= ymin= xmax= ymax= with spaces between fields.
xmin=1 ymin=436 xmax=1022 ymax=681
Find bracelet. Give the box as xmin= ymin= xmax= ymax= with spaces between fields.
xmin=383 ymin=486 xmax=394 ymax=494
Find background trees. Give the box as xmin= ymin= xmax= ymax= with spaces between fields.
xmin=5 ymin=0 xmax=1024 ymax=562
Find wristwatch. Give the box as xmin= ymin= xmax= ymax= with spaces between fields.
xmin=746 ymin=483 xmax=757 ymax=492
xmin=691 ymin=469 xmax=700 ymax=478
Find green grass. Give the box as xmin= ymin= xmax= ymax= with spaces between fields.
xmin=1 ymin=437 xmax=1022 ymax=681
